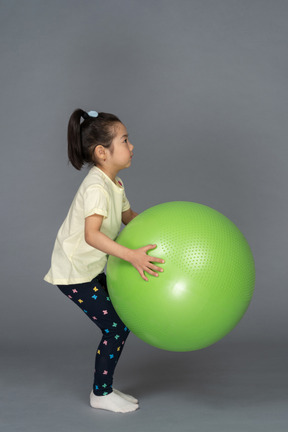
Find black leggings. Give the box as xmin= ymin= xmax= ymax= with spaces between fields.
xmin=58 ymin=273 xmax=130 ymax=396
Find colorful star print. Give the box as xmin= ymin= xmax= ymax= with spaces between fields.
xmin=58 ymin=274 xmax=130 ymax=397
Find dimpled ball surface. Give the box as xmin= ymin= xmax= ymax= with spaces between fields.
xmin=107 ymin=202 xmax=255 ymax=351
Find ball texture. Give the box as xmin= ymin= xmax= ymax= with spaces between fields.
xmin=107 ymin=202 xmax=255 ymax=351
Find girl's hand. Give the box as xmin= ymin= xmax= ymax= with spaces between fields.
xmin=128 ymin=244 xmax=165 ymax=281
xmin=85 ymin=215 xmax=164 ymax=281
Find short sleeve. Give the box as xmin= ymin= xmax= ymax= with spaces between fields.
xmin=83 ymin=186 xmax=109 ymax=218
xmin=122 ymin=189 xmax=131 ymax=212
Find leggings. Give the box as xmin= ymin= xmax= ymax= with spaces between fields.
xmin=58 ymin=273 xmax=130 ymax=396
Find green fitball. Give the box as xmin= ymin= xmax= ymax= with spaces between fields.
xmin=107 ymin=202 xmax=255 ymax=351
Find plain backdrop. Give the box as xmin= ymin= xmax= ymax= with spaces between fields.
xmin=0 ymin=1 xmax=287 ymax=431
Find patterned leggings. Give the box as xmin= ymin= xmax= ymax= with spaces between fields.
xmin=58 ymin=273 xmax=130 ymax=396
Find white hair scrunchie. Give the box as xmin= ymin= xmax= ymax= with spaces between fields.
xmin=87 ymin=110 xmax=98 ymax=117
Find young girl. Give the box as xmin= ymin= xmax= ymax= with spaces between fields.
xmin=44 ymin=109 xmax=165 ymax=413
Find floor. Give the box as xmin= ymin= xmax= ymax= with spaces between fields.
xmin=1 ymin=339 xmax=287 ymax=432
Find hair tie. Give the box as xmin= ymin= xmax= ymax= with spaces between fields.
xmin=88 ymin=110 xmax=98 ymax=117
xmin=82 ymin=110 xmax=99 ymax=120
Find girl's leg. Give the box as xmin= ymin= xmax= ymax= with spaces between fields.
xmin=57 ymin=275 xmax=138 ymax=412
xmin=89 ymin=281 xmax=130 ymax=396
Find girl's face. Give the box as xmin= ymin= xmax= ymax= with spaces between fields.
xmin=108 ymin=122 xmax=134 ymax=171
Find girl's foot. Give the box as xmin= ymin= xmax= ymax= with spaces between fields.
xmin=90 ymin=391 xmax=139 ymax=413
xmin=113 ymin=388 xmax=138 ymax=404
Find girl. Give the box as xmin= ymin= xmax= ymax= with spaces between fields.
xmin=44 ymin=109 xmax=165 ymax=413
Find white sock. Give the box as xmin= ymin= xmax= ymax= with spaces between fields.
xmin=90 ymin=391 xmax=139 ymax=413
xmin=113 ymin=388 xmax=138 ymax=404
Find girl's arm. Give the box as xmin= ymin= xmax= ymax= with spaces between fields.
xmin=122 ymin=208 xmax=138 ymax=225
xmin=85 ymin=214 xmax=164 ymax=281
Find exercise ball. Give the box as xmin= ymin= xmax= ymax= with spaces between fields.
xmin=107 ymin=202 xmax=255 ymax=351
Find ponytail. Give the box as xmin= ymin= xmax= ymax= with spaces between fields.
xmin=67 ymin=109 xmax=86 ymax=170
xmin=67 ymin=108 xmax=121 ymax=170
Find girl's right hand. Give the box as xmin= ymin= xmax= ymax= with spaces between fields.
xmin=128 ymin=244 xmax=165 ymax=281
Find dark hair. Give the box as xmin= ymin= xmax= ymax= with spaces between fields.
xmin=67 ymin=108 xmax=122 ymax=170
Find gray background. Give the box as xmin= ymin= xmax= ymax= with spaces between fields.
xmin=1 ymin=0 xmax=287 ymax=431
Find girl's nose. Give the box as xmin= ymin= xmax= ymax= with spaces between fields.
xmin=129 ymin=142 xmax=134 ymax=150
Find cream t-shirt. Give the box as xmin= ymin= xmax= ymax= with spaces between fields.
xmin=44 ymin=166 xmax=130 ymax=285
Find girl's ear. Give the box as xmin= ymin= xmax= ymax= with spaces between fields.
xmin=94 ymin=145 xmax=107 ymax=162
